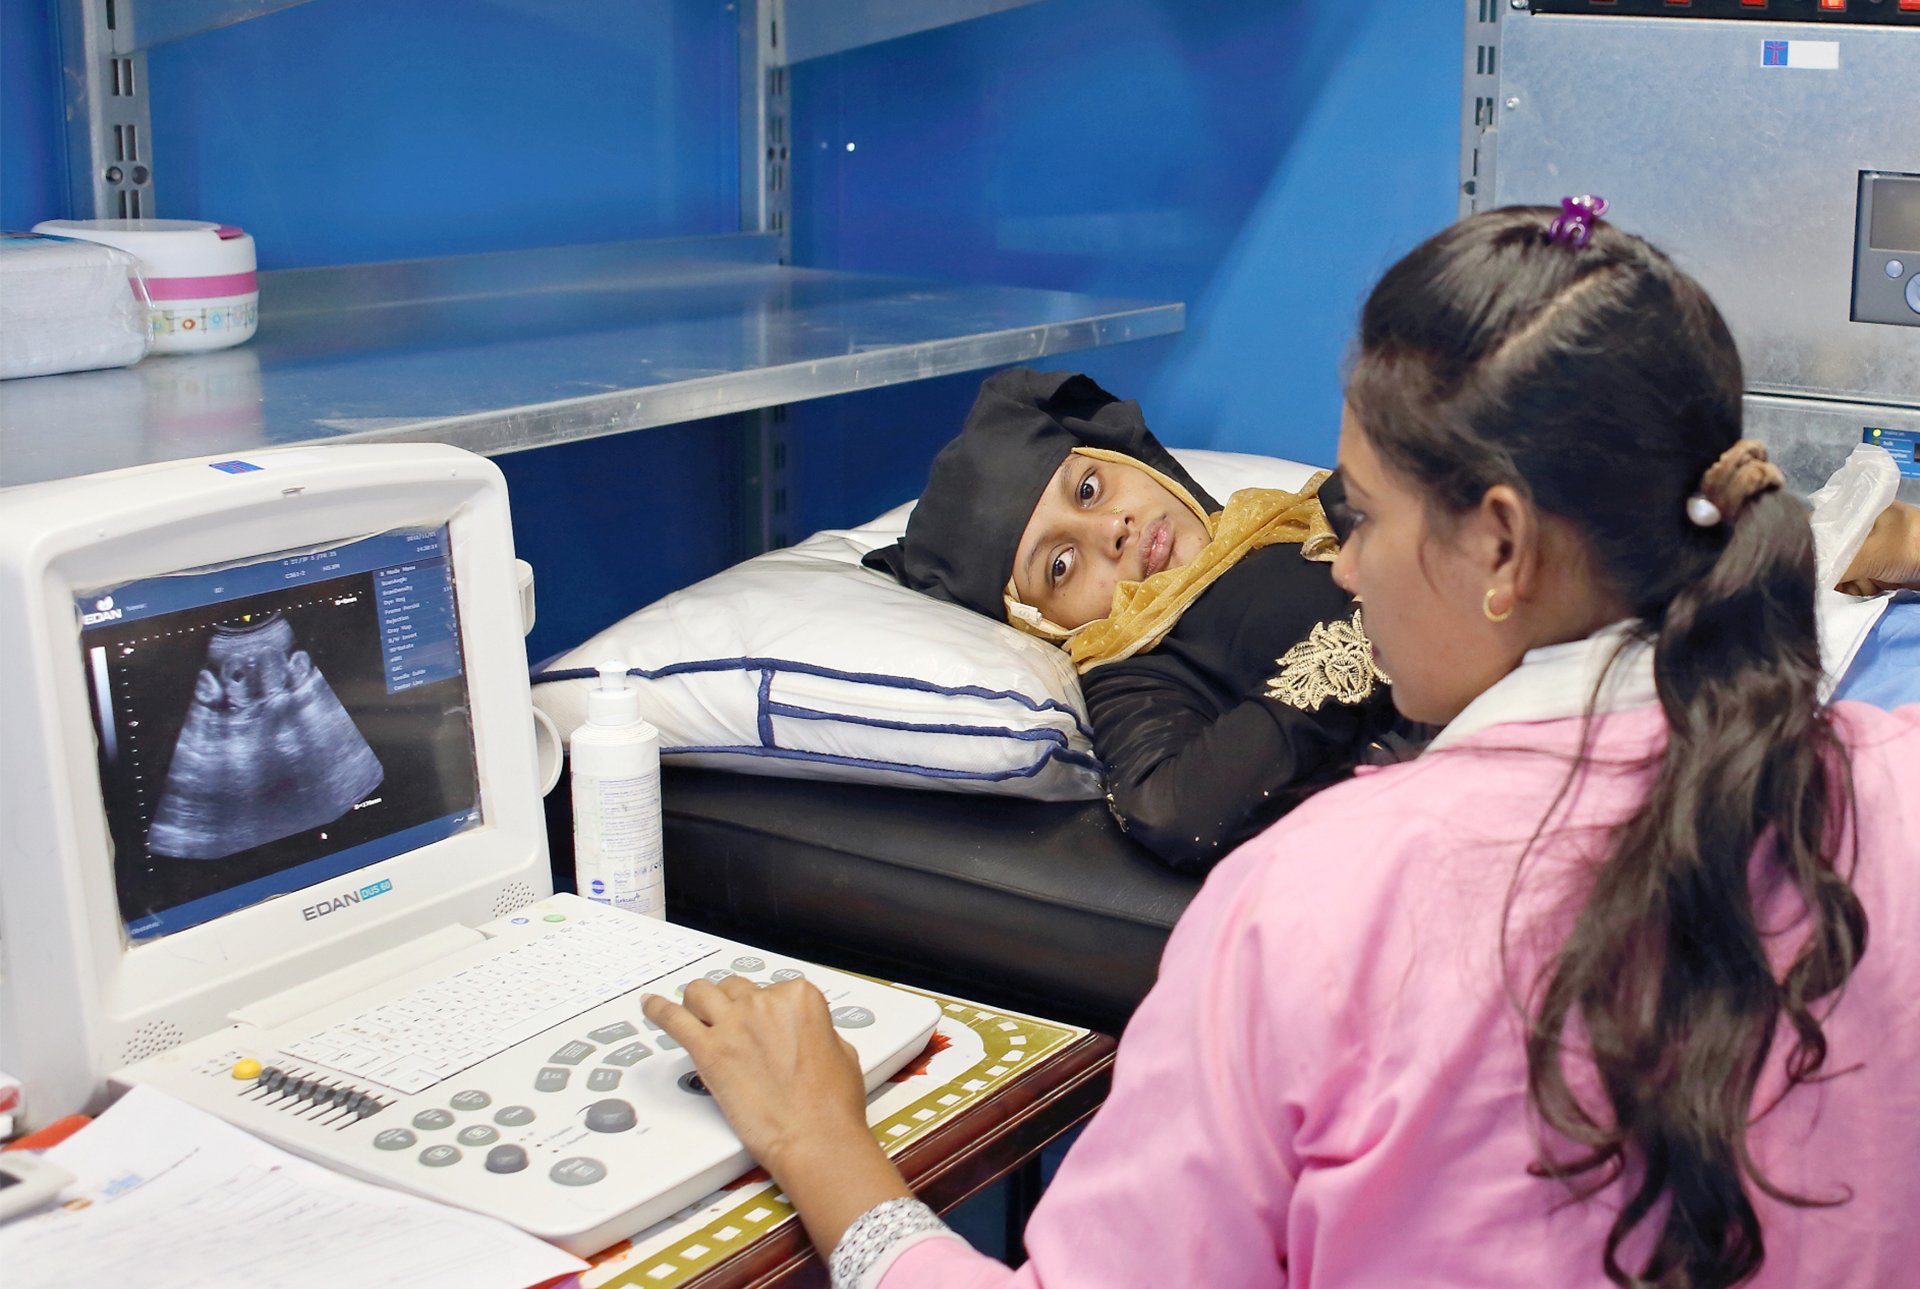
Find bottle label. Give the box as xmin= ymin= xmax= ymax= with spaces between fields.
xmin=573 ymin=766 xmax=665 ymax=918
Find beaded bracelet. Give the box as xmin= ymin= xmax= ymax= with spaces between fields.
xmin=828 ymin=1196 xmax=953 ymax=1289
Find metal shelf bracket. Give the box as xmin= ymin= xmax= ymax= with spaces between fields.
xmin=55 ymin=0 xmax=155 ymax=218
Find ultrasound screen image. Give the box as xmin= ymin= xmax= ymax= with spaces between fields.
xmin=146 ymin=613 xmax=387 ymax=860
xmin=79 ymin=528 xmax=481 ymax=940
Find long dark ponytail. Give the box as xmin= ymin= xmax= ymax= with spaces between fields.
xmin=1346 ymin=208 xmax=1865 ymax=1289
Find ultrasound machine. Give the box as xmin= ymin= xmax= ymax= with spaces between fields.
xmin=0 ymin=444 xmax=939 ymax=1255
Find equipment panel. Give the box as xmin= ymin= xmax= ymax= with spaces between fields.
xmin=1529 ymin=0 xmax=1920 ymax=25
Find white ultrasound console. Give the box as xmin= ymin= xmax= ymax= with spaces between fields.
xmin=0 ymin=445 xmax=940 ymax=1257
xmin=115 ymin=893 xmax=940 ymax=1255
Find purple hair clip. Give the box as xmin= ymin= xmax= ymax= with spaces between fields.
xmin=1547 ymin=194 xmax=1608 ymax=249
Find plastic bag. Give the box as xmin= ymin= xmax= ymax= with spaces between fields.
xmin=1806 ymin=442 xmax=1901 ymax=697
xmin=0 ymin=233 xmax=152 ymax=380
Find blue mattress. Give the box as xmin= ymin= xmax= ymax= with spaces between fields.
xmin=1833 ymin=594 xmax=1920 ymax=710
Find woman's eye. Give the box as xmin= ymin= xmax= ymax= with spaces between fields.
xmin=1077 ymin=473 xmax=1098 ymax=504
xmin=1049 ymin=551 xmax=1072 ymax=585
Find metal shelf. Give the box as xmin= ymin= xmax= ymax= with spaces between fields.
xmin=0 ymin=235 xmax=1184 ymax=489
xmin=110 ymin=0 xmax=1050 ymax=58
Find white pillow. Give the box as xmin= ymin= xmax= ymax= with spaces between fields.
xmin=532 ymin=449 xmax=1325 ymax=800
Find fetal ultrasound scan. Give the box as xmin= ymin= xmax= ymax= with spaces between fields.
xmin=146 ymin=614 xmax=386 ymax=861
xmin=79 ymin=528 xmax=480 ymax=939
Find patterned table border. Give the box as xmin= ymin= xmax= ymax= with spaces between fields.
xmin=582 ymin=988 xmax=1083 ymax=1288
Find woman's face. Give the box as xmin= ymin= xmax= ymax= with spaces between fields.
xmin=1329 ymin=406 xmax=1522 ymax=726
xmin=1011 ymin=454 xmax=1212 ymax=629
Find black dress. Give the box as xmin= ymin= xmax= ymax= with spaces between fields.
xmin=1080 ymin=543 xmax=1407 ymax=874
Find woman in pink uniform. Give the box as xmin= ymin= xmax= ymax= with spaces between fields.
xmin=642 ymin=202 xmax=1920 ymax=1289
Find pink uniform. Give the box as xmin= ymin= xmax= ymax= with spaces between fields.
xmin=879 ymin=690 xmax=1920 ymax=1288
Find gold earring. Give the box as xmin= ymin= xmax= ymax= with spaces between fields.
xmin=1483 ymin=587 xmax=1514 ymax=623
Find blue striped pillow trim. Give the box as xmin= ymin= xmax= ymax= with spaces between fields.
xmin=662 ymin=741 xmax=1102 ymax=781
xmin=531 ymin=656 xmax=1094 ymax=740
xmin=766 ymin=701 xmax=1079 ymax=743
xmin=757 ymin=669 xmax=776 ymax=747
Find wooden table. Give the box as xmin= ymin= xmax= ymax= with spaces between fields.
xmin=669 ymin=1029 xmax=1117 ymax=1288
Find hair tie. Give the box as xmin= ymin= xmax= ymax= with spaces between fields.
xmin=1547 ymin=194 xmax=1608 ymax=249
xmin=1687 ymin=439 xmax=1784 ymax=528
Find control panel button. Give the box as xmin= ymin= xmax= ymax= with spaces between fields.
xmin=231 ymin=1058 xmax=263 ymax=1081
xmin=703 ymin=969 xmax=736 ymax=984
xmin=549 ymin=1040 xmax=596 ymax=1065
xmin=534 ymin=1066 xmax=571 ymax=1093
xmin=543 ymin=913 xmax=567 ymax=922
xmin=677 ymin=1070 xmax=712 ymax=1097
xmin=457 ymin=1124 xmax=500 ymax=1147
xmin=449 ymin=1089 xmax=492 ymax=1111
xmin=550 ymin=1156 xmax=607 ymax=1187
xmin=373 ymin=1128 xmax=418 ymax=1151
xmin=770 ymin=968 xmax=804 ymax=983
xmin=1887 ymin=259 xmax=1906 ymax=280
xmin=418 ymin=1144 xmax=462 ymax=1167
xmin=485 ymin=1144 xmax=529 ymax=1174
xmin=1906 ymin=272 xmax=1920 ymax=315
xmin=587 ymin=1021 xmax=638 ymax=1044
xmin=654 ymin=1033 xmax=682 ymax=1051
xmin=830 ymin=1005 xmax=876 ymax=1029
xmin=731 ymin=956 xmax=766 ymax=972
xmin=584 ymin=1098 xmax=638 ymax=1133
xmin=494 ymin=1104 xmax=536 ymax=1127
xmin=604 ymin=1041 xmax=653 ymax=1067
xmin=411 ymin=1108 xmax=456 ymax=1131
xmin=586 ymin=1067 xmax=623 ymax=1092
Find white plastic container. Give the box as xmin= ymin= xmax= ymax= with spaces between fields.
xmin=32 ymin=218 xmax=258 ymax=354
xmin=569 ymin=660 xmax=666 ymax=918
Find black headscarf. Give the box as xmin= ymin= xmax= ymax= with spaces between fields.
xmin=862 ymin=368 xmax=1218 ymax=620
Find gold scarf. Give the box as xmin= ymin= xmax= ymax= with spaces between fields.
xmin=1004 ymin=449 xmax=1337 ymax=674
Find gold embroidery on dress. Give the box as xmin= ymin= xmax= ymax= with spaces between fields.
xmin=1264 ymin=609 xmax=1390 ymax=711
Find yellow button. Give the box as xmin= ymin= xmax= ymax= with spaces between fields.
xmin=232 ymin=1058 xmax=263 ymax=1081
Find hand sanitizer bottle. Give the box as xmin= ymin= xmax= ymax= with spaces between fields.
xmin=570 ymin=660 xmax=665 ymax=918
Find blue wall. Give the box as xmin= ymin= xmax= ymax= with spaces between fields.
xmin=788 ymin=0 xmax=1461 ymax=468
xmin=1 ymin=0 xmax=1461 ymax=655
xmin=139 ymin=0 xmax=740 ymax=268
xmin=0 ymin=0 xmax=63 ymax=226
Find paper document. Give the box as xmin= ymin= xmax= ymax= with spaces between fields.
xmin=0 ymin=1085 xmax=586 ymax=1289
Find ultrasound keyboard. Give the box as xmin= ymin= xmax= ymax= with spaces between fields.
xmin=113 ymin=894 xmax=941 ymax=1255
xmin=279 ymin=915 xmax=720 ymax=1094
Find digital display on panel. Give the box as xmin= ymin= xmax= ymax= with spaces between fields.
xmin=77 ymin=527 xmax=482 ymax=942
xmin=1869 ymin=178 xmax=1920 ymax=252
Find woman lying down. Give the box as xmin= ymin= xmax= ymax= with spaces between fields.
xmin=865 ymin=366 xmax=1920 ymax=874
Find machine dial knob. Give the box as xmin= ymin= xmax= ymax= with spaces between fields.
xmin=584 ymin=1098 xmax=638 ymax=1133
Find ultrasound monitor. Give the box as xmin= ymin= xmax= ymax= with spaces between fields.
xmin=88 ymin=526 xmax=481 ymax=942
xmin=0 ymin=445 xmax=550 ymax=1130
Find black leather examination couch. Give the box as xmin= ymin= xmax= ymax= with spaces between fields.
xmin=547 ymin=768 xmax=1204 ymax=1037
